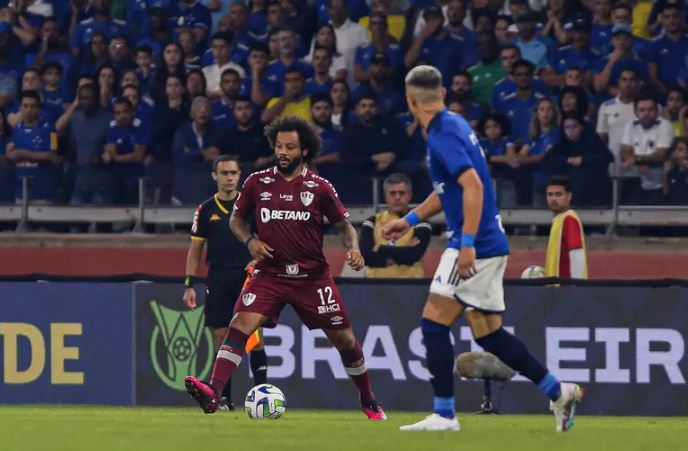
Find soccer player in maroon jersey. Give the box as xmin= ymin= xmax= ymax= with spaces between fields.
xmin=184 ymin=116 xmax=387 ymax=420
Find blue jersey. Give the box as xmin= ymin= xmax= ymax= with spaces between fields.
xmin=426 ymin=109 xmax=509 ymax=258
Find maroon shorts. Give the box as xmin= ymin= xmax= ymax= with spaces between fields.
xmin=234 ymin=271 xmax=350 ymax=330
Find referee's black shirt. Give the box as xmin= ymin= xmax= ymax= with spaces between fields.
xmin=191 ymin=193 xmax=251 ymax=268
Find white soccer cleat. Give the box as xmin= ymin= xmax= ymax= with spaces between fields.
xmin=550 ymin=382 xmax=584 ymax=432
xmin=399 ymin=414 xmax=460 ymax=431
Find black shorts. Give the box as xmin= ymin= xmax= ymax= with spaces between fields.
xmin=204 ymin=267 xmax=247 ymax=328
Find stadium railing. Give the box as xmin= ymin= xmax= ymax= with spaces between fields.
xmin=3 ymin=176 xmax=688 ymax=233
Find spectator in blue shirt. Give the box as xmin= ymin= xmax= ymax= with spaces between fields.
xmin=8 ymin=68 xmax=62 ymax=127
xmin=0 ymin=25 xmax=21 ymax=110
xmin=25 ymin=18 xmax=75 ymax=91
xmin=68 ymin=83 xmax=115 ymax=206
xmin=492 ymin=44 xmax=550 ymax=108
xmin=305 ymin=46 xmax=335 ymax=95
xmin=134 ymin=45 xmax=154 ymax=95
xmin=170 ymin=0 xmax=212 ymax=46
xmin=108 ymin=35 xmax=136 ymax=75
xmin=310 ymin=91 xmax=342 ymax=184
xmin=514 ymin=11 xmax=550 ymax=70
xmin=121 ymin=83 xmax=155 ymax=125
xmin=521 ymin=97 xmax=560 ymax=207
xmin=593 ymin=24 xmax=648 ymax=98
xmin=478 ymin=112 xmax=518 ymax=207
xmin=70 ymin=0 xmax=131 ymax=58
xmin=353 ymin=11 xmax=402 ymax=85
xmin=41 ymin=61 xmax=70 ymax=111
xmin=445 ymin=0 xmax=478 ymax=69
xmin=210 ymin=68 xmax=242 ymax=127
xmin=243 ymin=44 xmax=279 ymax=107
xmin=590 ymin=0 xmax=613 ymax=55
xmin=351 ymin=52 xmax=404 ymax=117
xmin=316 ymin=0 xmax=369 ymax=26
xmin=493 ymin=59 xmax=546 ymax=147
xmin=103 ymin=97 xmax=148 ymax=204
xmin=607 ymin=2 xmax=649 ymax=58
xmin=147 ymin=73 xmax=189 ymax=203
xmin=6 ymin=90 xmax=59 ymax=201
xmin=340 ymin=92 xmax=406 ymax=203
xmin=247 ymin=0 xmax=268 ymax=36
xmin=648 ymin=2 xmax=688 ymax=98
xmin=665 ymin=137 xmax=688 ymax=205
xmin=266 ymin=27 xmax=314 ymax=93
xmin=448 ymin=71 xmax=487 ymax=128
xmin=96 ymin=64 xmax=116 ymax=109
xmin=0 ymin=107 xmax=13 ymax=201
xmin=172 ymin=96 xmax=218 ymax=203
xmin=544 ymin=16 xmax=599 ymax=88
xmin=135 ymin=7 xmax=173 ymax=58
xmin=78 ymin=32 xmax=111 ymax=77
xmin=404 ymin=5 xmax=463 ymax=87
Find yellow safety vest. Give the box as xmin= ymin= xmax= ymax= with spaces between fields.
xmin=545 ymin=209 xmax=588 ymax=278
xmin=366 ymin=211 xmax=425 ymax=278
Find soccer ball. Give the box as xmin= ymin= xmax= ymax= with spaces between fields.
xmin=245 ymin=384 xmax=286 ymax=419
xmin=521 ymin=265 xmax=545 ymax=279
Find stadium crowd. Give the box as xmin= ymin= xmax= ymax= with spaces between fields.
xmin=0 ymin=0 xmax=687 ymax=209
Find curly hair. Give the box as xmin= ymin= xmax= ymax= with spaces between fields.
xmin=264 ymin=116 xmax=321 ymax=164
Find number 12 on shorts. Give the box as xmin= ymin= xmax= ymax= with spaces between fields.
xmin=317 ymin=286 xmax=335 ymax=305
xmin=317 ymin=286 xmax=340 ymax=314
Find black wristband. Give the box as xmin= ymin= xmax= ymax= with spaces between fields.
xmin=244 ymin=236 xmax=255 ymax=247
xmin=184 ymin=275 xmax=194 ymax=288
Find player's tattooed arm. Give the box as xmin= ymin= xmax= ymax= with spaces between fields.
xmin=335 ymin=220 xmax=365 ymax=271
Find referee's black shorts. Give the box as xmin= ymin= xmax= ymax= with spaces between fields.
xmin=204 ymin=266 xmax=247 ymax=328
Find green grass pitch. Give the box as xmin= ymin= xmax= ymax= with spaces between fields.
xmin=0 ymin=407 xmax=685 ymax=451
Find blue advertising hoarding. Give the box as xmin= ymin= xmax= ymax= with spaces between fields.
xmin=0 ymin=283 xmax=134 ymax=405
xmin=1 ymin=280 xmax=687 ymax=415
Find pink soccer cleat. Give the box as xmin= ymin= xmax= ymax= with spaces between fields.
xmin=362 ymin=400 xmax=387 ymax=421
xmin=184 ymin=376 xmax=220 ymax=414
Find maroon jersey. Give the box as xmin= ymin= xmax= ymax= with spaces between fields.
xmin=234 ymin=166 xmax=349 ymax=278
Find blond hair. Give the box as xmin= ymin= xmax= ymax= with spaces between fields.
xmin=405 ymin=65 xmax=443 ymax=103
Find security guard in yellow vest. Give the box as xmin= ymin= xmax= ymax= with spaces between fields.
xmin=360 ymin=173 xmax=431 ymax=278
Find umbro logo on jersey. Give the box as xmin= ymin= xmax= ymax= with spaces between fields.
xmin=259 ymin=176 xmax=275 ymax=184
xmin=209 ymin=214 xmax=221 ymax=222
xmin=260 ymin=192 xmax=272 ymax=201
xmin=300 ymin=191 xmax=314 ymax=206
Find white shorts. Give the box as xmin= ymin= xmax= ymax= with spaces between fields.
xmin=429 ymin=248 xmax=507 ymax=313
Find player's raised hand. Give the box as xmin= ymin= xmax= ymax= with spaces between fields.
xmin=183 ymin=288 xmax=197 ymax=310
xmin=382 ymin=218 xmax=411 ymax=240
xmin=248 ymin=239 xmax=274 ymax=261
xmin=346 ymin=250 xmax=365 ymax=271
xmin=457 ymin=247 xmax=477 ymax=279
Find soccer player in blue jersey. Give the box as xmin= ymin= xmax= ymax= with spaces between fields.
xmin=383 ymin=65 xmax=583 ymax=432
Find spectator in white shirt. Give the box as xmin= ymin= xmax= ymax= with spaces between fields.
xmin=202 ymin=32 xmax=245 ymax=99
xmin=596 ymin=67 xmax=641 ymax=175
xmin=620 ymin=93 xmax=673 ymax=205
xmin=328 ymin=0 xmax=369 ymax=84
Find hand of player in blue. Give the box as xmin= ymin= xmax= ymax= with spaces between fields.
xmin=381 ymin=219 xmax=410 ymax=241
xmin=457 ymin=247 xmax=477 ymax=279
xmin=346 ymin=250 xmax=365 ymax=271
xmin=248 ymin=239 xmax=274 ymax=261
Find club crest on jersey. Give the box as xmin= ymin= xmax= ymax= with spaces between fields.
xmin=303 ymin=180 xmax=319 ymax=188
xmin=286 ymin=264 xmax=299 ymax=275
xmin=242 ymin=293 xmax=256 ymax=306
xmin=259 ymin=176 xmax=275 ymax=184
xmin=300 ymin=191 xmax=314 ymax=206
xmin=260 ymin=192 xmax=272 ymax=201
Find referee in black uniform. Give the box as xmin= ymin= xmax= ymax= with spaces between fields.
xmin=183 ymin=155 xmax=268 ymax=410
